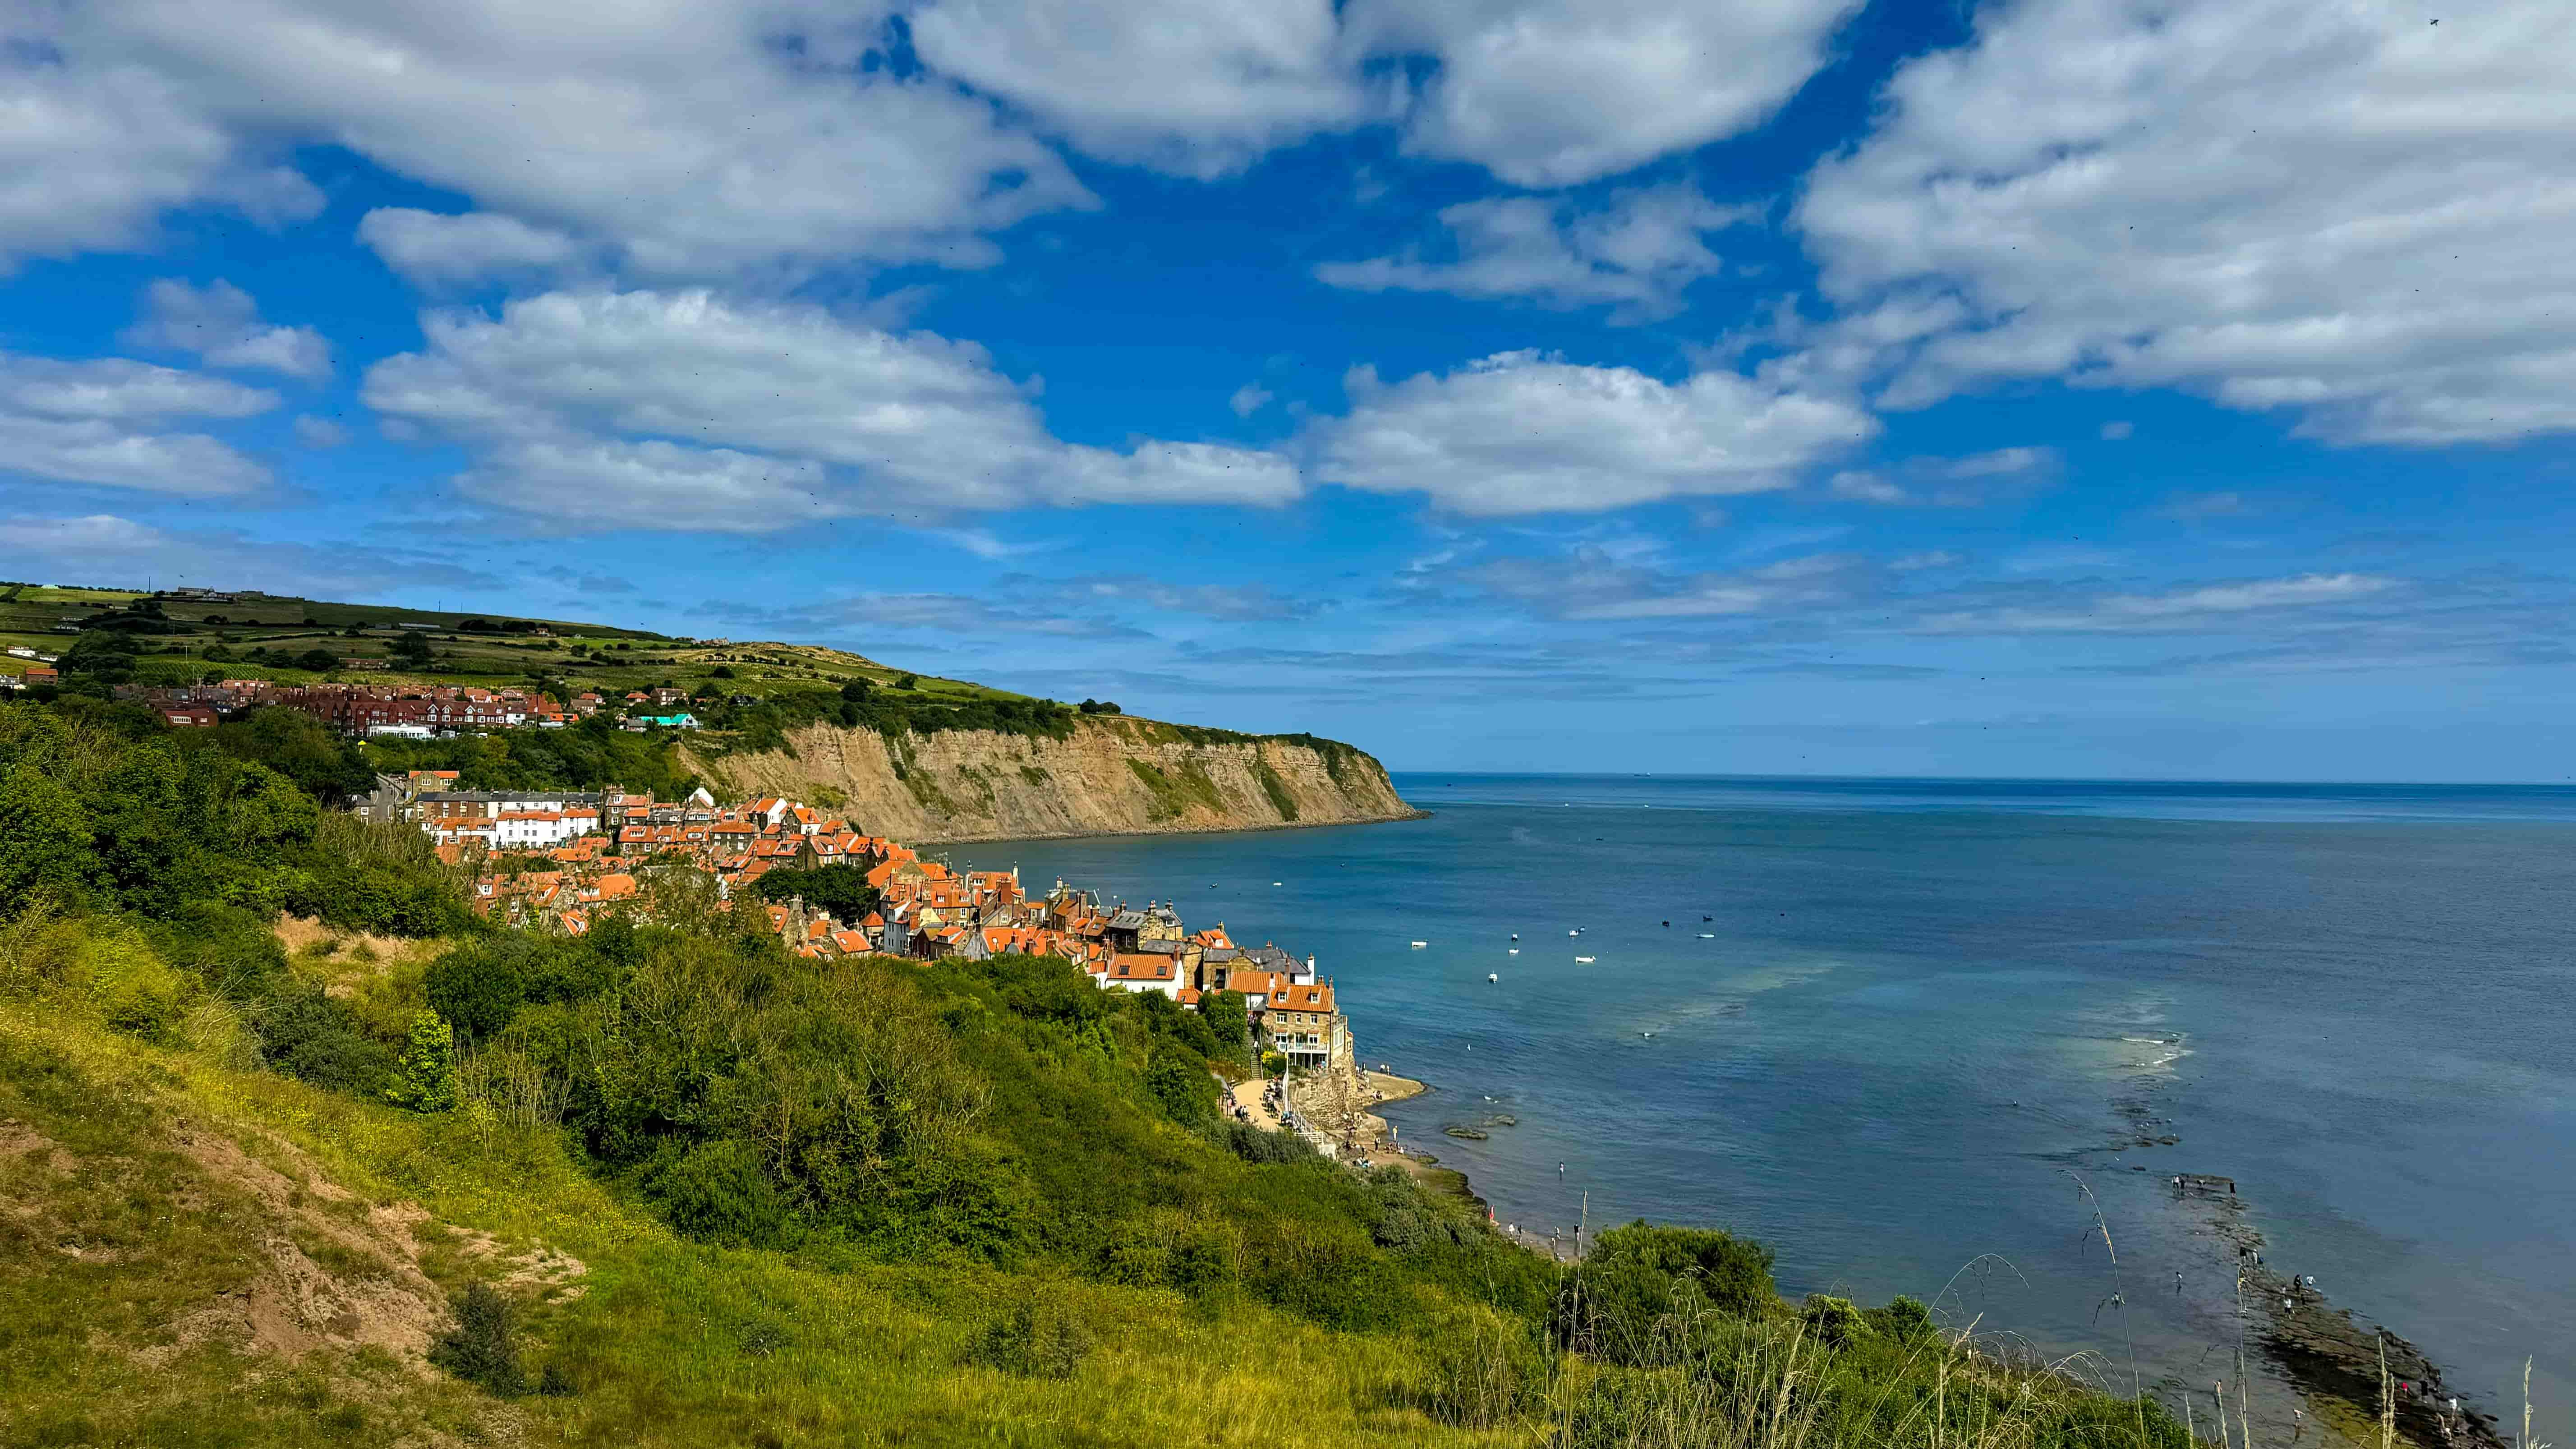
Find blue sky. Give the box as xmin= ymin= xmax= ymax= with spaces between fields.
xmin=5 ymin=0 xmax=2573 ymax=780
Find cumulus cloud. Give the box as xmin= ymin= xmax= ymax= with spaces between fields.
xmin=361 ymin=289 xmax=1302 ymax=531
xmin=1315 ymin=350 xmax=1875 ymax=515
xmin=1794 ymin=0 xmax=2576 ymax=445
xmin=901 ymin=0 xmax=1861 ymax=186
xmin=122 ymin=278 xmax=330 ymax=378
xmin=1317 ymin=185 xmax=1755 ymax=322
xmin=1229 ymin=383 xmax=1274 ymax=418
xmin=358 ymin=209 xmax=586 ymax=288
xmin=909 ymin=0 xmax=1372 ymax=177
xmin=292 ymin=414 xmax=347 ymax=448
xmin=0 ymin=46 xmax=321 ymax=272
xmin=17 ymin=0 xmax=1093 ymax=279
xmin=1351 ymin=0 xmax=1865 ymax=186
xmin=0 ymin=353 xmax=275 ymax=496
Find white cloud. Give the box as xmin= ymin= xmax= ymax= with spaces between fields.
xmin=1824 ymin=445 xmax=2059 ymax=506
xmin=123 ymin=278 xmax=331 ymax=379
xmin=906 ymin=0 xmax=1859 ymax=187
xmin=2100 ymin=421 xmax=2135 ymax=441
xmin=1468 ymin=547 xmax=1876 ymax=620
xmin=1317 ymin=185 xmax=1755 ymax=322
xmin=1827 ymin=470 xmax=1909 ymax=505
xmin=914 ymin=526 xmax=1059 ymax=560
xmin=0 ymin=50 xmax=321 ymax=271
xmin=358 ymin=209 xmax=584 ymax=288
xmin=20 ymin=0 xmax=1094 ymax=278
xmin=1913 ymin=573 xmax=2398 ymax=635
xmin=1350 ymin=0 xmax=1864 ymax=186
xmin=0 ymin=353 xmax=275 ymax=497
xmin=361 ymin=289 xmax=1301 ymax=531
xmin=1229 ymin=383 xmax=1275 ymax=418
xmin=1795 ymin=0 xmax=2576 ymax=445
xmin=909 ymin=0 xmax=1371 ymax=178
xmin=293 ymin=414 xmax=348 ymax=448
xmin=1316 ymin=350 xmax=1876 ymax=515
xmin=0 ymin=354 xmax=273 ymax=423
xmin=0 ymin=513 xmax=496 ymax=595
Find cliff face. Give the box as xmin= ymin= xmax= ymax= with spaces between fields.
xmin=683 ymin=716 xmax=1420 ymax=843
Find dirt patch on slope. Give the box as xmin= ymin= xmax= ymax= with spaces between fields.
xmin=143 ymin=1126 xmax=454 ymax=1368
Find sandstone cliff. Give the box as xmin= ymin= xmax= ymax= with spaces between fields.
xmin=683 ymin=716 xmax=1420 ymax=843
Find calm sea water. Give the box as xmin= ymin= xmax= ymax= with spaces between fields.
xmin=953 ymin=776 xmax=2576 ymax=1436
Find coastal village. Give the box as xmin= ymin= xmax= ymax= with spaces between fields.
xmin=376 ymin=770 xmax=1419 ymax=1163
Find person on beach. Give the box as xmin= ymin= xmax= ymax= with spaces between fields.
xmin=2175 ymin=1270 xmax=2184 ymax=1294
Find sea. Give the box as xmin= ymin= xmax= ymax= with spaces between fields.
xmin=950 ymin=775 xmax=2576 ymax=1438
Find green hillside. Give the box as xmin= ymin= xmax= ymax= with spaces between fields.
xmin=0 ymin=579 xmax=1037 ymax=705
xmin=0 ymin=696 xmax=2190 ymax=1449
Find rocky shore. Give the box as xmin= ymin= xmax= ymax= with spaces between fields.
xmin=2194 ymin=1188 xmax=2507 ymax=1449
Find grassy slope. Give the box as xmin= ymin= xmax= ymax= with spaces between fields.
xmin=0 ymin=584 xmax=1029 ymax=705
xmin=0 ymin=962 xmax=1510 ymax=1448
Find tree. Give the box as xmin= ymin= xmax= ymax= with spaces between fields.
xmin=62 ymin=630 xmax=140 ymax=682
xmin=392 ymin=630 xmax=433 ymax=663
xmin=839 ymin=679 xmax=872 ymax=703
xmin=387 ymin=1009 xmax=459 ymax=1112
xmin=1554 ymin=1222 xmax=1777 ymax=1363
xmin=0 ymin=762 xmax=97 ymax=906
xmin=1079 ymin=699 xmax=1121 ymax=715
xmin=296 ymin=647 xmax=339 ymax=673
xmin=217 ymin=708 xmax=372 ymax=801
xmin=894 ymin=673 xmax=918 ymax=690
xmin=1201 ymin=989 xmax=1249 ymax=1059
xmin=425 ymin=939 xmax=528 ymax=1043
xmin=750 ymin=861 xmax=880 ymax=920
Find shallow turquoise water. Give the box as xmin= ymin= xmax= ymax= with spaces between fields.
xmin=953 ymin=775 xmax=2576 ymax=1436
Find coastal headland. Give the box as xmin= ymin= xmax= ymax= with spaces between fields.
xmin=689 ymin=715 xmax=1425 ymax=844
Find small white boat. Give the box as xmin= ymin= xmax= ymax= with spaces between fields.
xmin=1409 ymin=940 xmax=1427 ymax=949
xmin=1271 ymin=881 xmax=1282 ymax=886
xmin=1509 ymin=933 xmax=1519 ymax=940
xmin=1697 ymin=932 xmax=1716 ymax=939
xmin=1574 ymin=955 xmax=1596 ymax=964
xmin=1568 ymin=929 xmax=1580 ymax=937
xmin=1508 ymin=948 xmax=1519 ymax=955
xmin=1640 ymin=1029 xmax=1655 ymax=1038
xmin=1487 ymin=973 xmax=1499 ymax=983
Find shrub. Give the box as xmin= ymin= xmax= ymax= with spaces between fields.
xmin=76 ymin=928 xmax=190 ymax=1041
xmin=430 ymin=1283 xmax=528 ymax=1396
xmin=648 ymin=1139 xmax=795 ymax=1250
xmin=1145 ymin=1044 xmax=1216 ymax=1124
xmin=1556 ymin=1222 xmax=1777 ymax=1366
xmin=424 ymin=938 xmax=529 ymax=1043
xmin=965 ymin=1302 xmax=1094 ymax=1380
xmin=1869 ymin=1293 xmax=1938 ymax=1345
xmin=386 ymin=1010 xmax=458 ymax=1112
xmin=1802 ymin=1293 xmax=1868 ymax=1350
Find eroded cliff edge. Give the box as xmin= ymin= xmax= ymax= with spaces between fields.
xmin=683 ymin=716 xmax=1421 ymax=842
